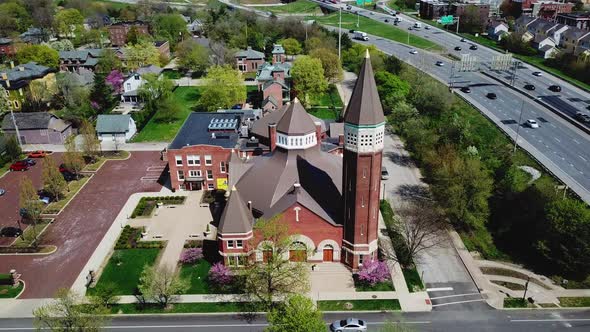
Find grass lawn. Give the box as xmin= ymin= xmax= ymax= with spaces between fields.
xmin=260 ymin=0 xmax=321 ymax=14
xmin=43 ymin=177 xmax=90 ymax=214
xmin=84 ymin=151 xmax=130 ymax=172
xmin=0 ymin=281 xmax=24 ymax=298
xmin=403 ymin=267 xmax=425 ymax=292
xmin=238 ymin=0 xmax=281 ymax=4
xmin=308 ymin=107 xmax=340 ymax=120
xmin=355 ymin=280 xmax=395 ymax=292
xmin=108 ymin=302 xmax=249 ymax=314
xmin=179 ymin=260 xmax=212 ymax=294
xmin=163 ymin=70 xmax=183 ymax=80
xmin=318 ymin=299 xmax=401 ymax=311
xmin=480 ymin=267 xmax=551 ymax=290
xmin=88 ymin=249 xmax=160 ymax=296
xmin=12 ymin=221 xmax=51 ymax=247
xmin=504 ymin=297 xmax=532 ymax=308
xmin=312 ymin=13 xmax=443 ymax=51
xmin=132 ymin=87 xmax=203 ymax=142
xmin=558 ymin=297 xmax=590 ymax=307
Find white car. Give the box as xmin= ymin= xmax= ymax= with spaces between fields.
xmin=409 ymin=49 xmax=418 ymax=54
xmin=526 ymin=119 xmax=539 ymax=128
xmin=330 ymin=318 xmax=368 ymax=331
xmin=0 ymin=188 xmax=5 ymax=196
xmin=532 ymin=71 xmax=542 ymax=77
xmin=436 ymin=61 xmax=444 ymax=66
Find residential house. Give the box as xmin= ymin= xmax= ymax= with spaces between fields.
xmin=539 ymin=44 xmax=560 ymax=58
xmin=531 ymin=1 xmax=573 ymax=20
xmin=1 ymin=112 xmax=72 ymax=144
xmin=108 ymin=21 xmax=149 ymax=47
xmin=555 ymin=12 xmax=590 ymax=31
xmin=256 ymin=45 xmax=291 ymax=113
xmin=96 ymin=114 xmax=137 ymax=142
xmin=0 ymin=38 xmax=15 ymax=57
xmin=188 ymin=19 xmax=203 ymax=35
xmin=560 ymin=28 xmax=590 ymax=55
xmin=19 ymin=27 xmax=46 ymax=44
xmin=451 ymin=3 xmax=491 ymax=25
xmin=154 ymin=40 xmax=170 ymax=60
xmin=235 ymin=46 xmax=265 ymax=73
xmin=419 ymin=0 xmax=449 ymax=20
xmin=120 ymin=65 xmax=163 ymax=103
xmin=217 ymin=53 xmax=385 ymax=270
xmin=487 ymin=21 xmax=509 ymax=40
xmin=59 ymin=49 xmax=103 ymax=73
xmin=272 ymin=44 xmax=286 ymax=64
xmin=0 ymin=62 xmax=56 ymax=111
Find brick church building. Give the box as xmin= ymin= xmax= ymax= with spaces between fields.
xmin=217 ymin=52 xmax=385 ymax=270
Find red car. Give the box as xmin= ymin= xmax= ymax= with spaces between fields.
xmin=28 ymin=150 xmax=48 ymax=158
xmin=9 ymin=161 xmax=29 ymax=172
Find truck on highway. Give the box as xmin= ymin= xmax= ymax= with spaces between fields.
xmin=414 ymin=22 xmax=422 ymax=29
xmin=353 ymin=31 xmax=369 ymax=41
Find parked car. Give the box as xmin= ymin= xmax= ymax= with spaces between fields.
xmin=21 ymin=158 xmax=36 ymax=166
xmin=37 ymin=189 xmax=55 ymax=203
xmin=460 ymin=87 xmax=471 ymax=93
xmin=0 ymin=227 xmax=23 ymax=237
xmin=0 ymin=188 xmax=5 ymax=196
xmin=384 ymin=19 xmax=389 ymax=23
xmin=28 ymin=150 xmax=48 ymax=158
xmin=460 ymin=37 xmax=466 ymax=42
xmin=381 ymin=167 xmax=389 ymax=180
xmin=549 ymin=85 xmax=562 ymax=92
xmin=532 ymin=71 xmax=542 ymax=77
xmin=486 ymin=92 xmax=497 ymax=99
xmin=9 ymin=161 xmax=29 ymax=172
xmin=409 ymin=49 xmax=418 ymax=54
xmin=59 ymin=164 xmax=71 ymax=173
xmin=575 ymin=112 xmax=590 ymax=123
xmin=408 ymin=26 xmax=413 ymax=30
xmin=524 ymin=84 xmax=535 ymax=90
xmin=526 ymin=119 xmax=539 ymax=128
xmin=425 ymin=25 xmax=430 ymax=30
xmin=454 ymin=46 xmax=462 ymax=51
xmin=469 ymin=44 xmax=478 ymax=50
xmin=62 ymin=171 xmax=76 ymax=182
xmin=435 ymin=61 xmax=444 ymax=66
xmin=330 ymin=318 xmax=368 ymax=331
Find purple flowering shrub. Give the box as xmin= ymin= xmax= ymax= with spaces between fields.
xmin=208 ymin=262 xmax=233 ymax=286
xmin=179 ymin=248 xmax=203 ymax=264
xmin=357 ymin=260 xmax=390 ymax=286
xmin=105 ymin=70 xmax=124 ymax=94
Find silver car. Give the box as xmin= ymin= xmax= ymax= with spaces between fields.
xmin=330 ymin=318 xmax=367 ymax=331
xmin=0 ymin=188 xmax=5 ymax=196
xmin=381 ymin=167 xmax=390 ymax=180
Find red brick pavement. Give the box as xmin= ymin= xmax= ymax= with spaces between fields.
xmin=0 ymin=151 xmax=165 ymax=298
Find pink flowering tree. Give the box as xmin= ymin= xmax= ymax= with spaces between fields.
xmin=208 ymin=262 xmax=233 ymax=287
xmin=179 ymin=248 xmax=203 ymax=264
xmin=357 ymin=260 xmax=390 ymax=286
xmin=105 ymin=70 xmax=124 ymax=94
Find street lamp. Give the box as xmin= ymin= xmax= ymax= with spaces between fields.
xmin=338 ymin=6 xmax=342 ymax=60
xmin=513 ymin=99 xmax=525 ymax=155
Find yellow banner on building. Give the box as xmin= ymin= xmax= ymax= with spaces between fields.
xmin=217 ymin=178 xmax=228 ymax=191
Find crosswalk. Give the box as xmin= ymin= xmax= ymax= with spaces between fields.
xmin=426 ymin=283 xmax=489 ymax=310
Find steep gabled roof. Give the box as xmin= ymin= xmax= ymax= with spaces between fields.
xmin=235 ymin=46 xmax=264 ymax=60
xmin=96 ymin=114 xmax=131 ymax=133
xmin=276 ymin=98 xmax=317 ymax=135
xmin=344 ymin=50 xmax=385 ymax=126
xmin=218 ymin=186 xmax=253 ymax=234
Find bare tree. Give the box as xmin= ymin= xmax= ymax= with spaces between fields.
xmin=382 ymin=199 xmax=448 ymax=267
xmin=138 ymin=264 xmax=189 ymax=308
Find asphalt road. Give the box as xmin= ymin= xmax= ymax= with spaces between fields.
xmin=1 ymin=310 xmax=589 ymax=331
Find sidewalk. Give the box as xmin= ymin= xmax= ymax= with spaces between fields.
xmin=22 ymin=141 xmax=168 ymax=153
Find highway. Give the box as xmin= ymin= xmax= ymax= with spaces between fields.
xmin=1 ymin=310 xmax=590 ymax=331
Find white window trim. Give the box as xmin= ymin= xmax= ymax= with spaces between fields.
xmin=175 ymin=156 xmax=183 ymax=166
xmin=206 ymin=170 xmax=213 ymax=180
xmin=177 ymin=170 xmax=185 ymax=180
xmin=189 ymin=170 xmax=201 ymax=177
xmin=205 ymin=155 xmax=212 ymax=166
xmin=236 ymin=240 xmax=243 ymax=249
xmin=227 ymin=240 xmax=234 ymax=249
xmin=220 ymin=161 xmax=226 ymax=173
xmin=207 ymin=183 xmax=215 ymax=190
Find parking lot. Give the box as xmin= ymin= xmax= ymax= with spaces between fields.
xmin=0 ymin=151 xmax=166 ymax=298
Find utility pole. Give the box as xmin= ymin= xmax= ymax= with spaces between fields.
xmin=513 ymin=100 xmax=525 ymax=154
xmin=449 ymin=61 xmax=455 ymax=89
xmin=9 ymin=106 xmax=22 ymax=148
xmin=456 ymin=16 xmax=460 ymax=34
xmin=338 ymin=7 xmax=342 ymax=60
xmin=357 ymin=11 xmax=360 ymax=28
xmin=522 ymin=276 xmax=531 ymax=301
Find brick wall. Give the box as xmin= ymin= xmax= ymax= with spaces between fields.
xmin=167 ymin=145 xmax=232 ymax=191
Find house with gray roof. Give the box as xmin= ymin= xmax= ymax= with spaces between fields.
xmin=235 ymin=46 xmax=265 ymax=73
xmin=255 ymin=47 xmax=292 ymax=112
xmin=59 ymin=49 xmax=103 ymax=73
xmin=120 ymin=65 xmax=163 ymax=103
xmin=1 ymin=112 xmax=72 ymax=144
xmin=96 ymin=114 xmax=137 ymax=142
xmin=0 ymin=62 xmax=56 ymax=111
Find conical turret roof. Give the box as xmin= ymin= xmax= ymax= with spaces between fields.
xmin=276 ymin=98 xmax=317 ymax=135
xmin=218 ymin=186 xmax=253 ymax=234
xmin=344 ymin=50 xmax=385 ymax=126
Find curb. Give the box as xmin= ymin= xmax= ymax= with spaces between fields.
xmin=43 ymin=174 xmax=94 ymax=216
xmin=14 ymin=280 xmax=26 ymax=299
xmin=480 ymin=71 xmax=590 ymax=136
xmin=0 ymin=245 xmax=57 ymax=256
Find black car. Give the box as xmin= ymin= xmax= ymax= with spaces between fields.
xmin=469 ymin=44 xmax=478 ymax=50
xmin=460 ymin=87 xmax=471 ymax=93
xmin=575 ymin=112 xmax=590 ymax=123
xmin=486 ymin=92 xmax=497 ymax=99
xmin=454 ymin=46 xmax=462 ymax=51
xmin=20 ymin=158 xmax=36 ymax=166
xmin=549 ymin=85 xmax=562 ymax=92
xmin=0 ymin=227 xmax=23 ymax=237
xmin=524 ymin=84 xmax=536 ymax=90
xmin=62 ymin=171 xmax=76 ymax=182
xmin=384 ymin=19 xmax=389 ymax=23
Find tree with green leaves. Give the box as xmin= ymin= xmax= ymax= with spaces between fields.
xmin=19 ymin=177 xmax=43 ymax=246
xmin=80 ymin=119 xmax=101 ymax=161
xmin=96 ymin=49 xmax=122 ymax=74
xmin=139 ymin=73 xmax=174 ymax=116
xmin=266 ymin=294 xmax=325 ymax=332
xmin=458 ymin=5 xmax=485 ymax=34
xmin=89 ymin=282 xmax=121 ymax=308
xmin=309 ymin=48 xmax=343 ymax=83
xmin=16 ymin=44 xmax=59 ymax=68
xmin=0 ymin=1 xmax=31 ymax=36
xmin=124 ymin=40 xmax=160 ymax=69
xmin=43 ymin=156 xmax=67 ymax=201
xmin=152 ymin=13 xmax=188 ymax=49
xmin=90 ymin=73 xmax=114 ymax=114
xmin=34 ymin=288 xmax=109 ymax=332
xmin=126 ymin=26 xmax=145 ymax=45
xmin=199 ymin=65 xmax=246 ymax=112
xmin=243 ymin=215 xmax=310 ymax=310
xmin=54 ymin=8 xmax=84 ymax=38
xmin=176 ymin=39 xmax=210 ymax=74
xmin=154 ymin=96 xmax=181 ymax=123
xmin=5 ymin=135 xmax=22 ymax=162
xmin=138 ymin=264 xmax=189 ymax=307
xmin=279 ymin=38 xmax=302 ymax=58
xmin=291 ymin=55 xmax=327 ymax=106
xmin=374 ymin=71 xmax=410 ymax=114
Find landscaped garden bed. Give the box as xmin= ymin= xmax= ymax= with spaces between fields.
xmin=107 ymin=302 xmax=254 ymax=314
xmin=317 ymin=299 xmax=401 ymax=311
xmin=504 ymin=297 xmax=534 ymax=308
xmin=0 ymin=281 xmax=24 ymax=298
xmin=130 ymin=196 xmax=186 ymax=218
xmin=115 ymin=225 xmax=164 ymax=249
xmin=402 ymin=267 xmax=425 ymax=292
xmin=558 ymin=297 xmax=590 ymax=308
xmin=43 ymin=176 xmax=90 ymax=214
xmin=84 ymin=151 xmax=130 ymax=172
xmin=480 ymin=267 xmax=551 ymax=290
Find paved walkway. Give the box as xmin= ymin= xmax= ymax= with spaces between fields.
xmin=22 ymin=141 xmax=168 ymax=153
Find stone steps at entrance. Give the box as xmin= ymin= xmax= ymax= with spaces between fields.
xmin=310 ymin=262 xmax=351 ymax=274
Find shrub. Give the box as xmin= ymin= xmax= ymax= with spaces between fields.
xmin=357 ymin=260 xmax=390 ymax=286
xmin=179 ymin=248 xmax=203 ymax=264
xmin=208 ymin=262 xmax=233 ymax=286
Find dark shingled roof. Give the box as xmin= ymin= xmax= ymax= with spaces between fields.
xmin=169 ymin=112 xmax=243 ymax=150
xmin=276 ymin=99 xmax=317 ymax=135
xmin=218 ymin=186 xmax=253 ymax=234
xmin=2 ymin=112 xmax=70 ymax=131
xmin=344 ymin=51 xmax=385 ymax=126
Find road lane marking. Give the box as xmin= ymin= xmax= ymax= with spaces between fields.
xmin=573 ymin=139 xmax=580 ymax=144
xmin=431 ymin=299 xmax=486 ymax=307
xmin=580 ymin=155 xmax=587 ymax=162
xmin=427 ymin=287 xmax=454 ymax=292
xmin=554 ymin=137 xmax=561 ymax=143
xmin=511 ymin=319 xmax=590 ymax=323
xmin=430 ymin=292 xmax=481 ymax=300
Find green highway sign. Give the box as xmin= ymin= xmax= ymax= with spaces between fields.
xmin=440 ymin=15 xmax=454 ymax=25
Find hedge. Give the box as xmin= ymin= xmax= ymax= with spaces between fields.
xmin=0 ymin=273 xmax=13 ymax=286
xmin=130 ymin=196 xmax=186 ymax=218
xmin=115 ymin=225 xmax=164 ymax=249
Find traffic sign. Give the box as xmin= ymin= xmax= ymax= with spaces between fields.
xmin=439 ymin=15 xmax=454 ymax=25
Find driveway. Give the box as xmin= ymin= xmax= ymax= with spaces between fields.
xmin=0 ymin=154 xmax=63 ymax=245
xmin=0 ymin=152 xmax=166 ymax=298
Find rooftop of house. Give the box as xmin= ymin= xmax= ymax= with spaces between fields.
xmin=154 ymin=40 xmax=168 ymax=47
xmin=0 ymin=37 xmax=12 ymax=45
xmin=109 ymin=20 xmax=148 ymax=27
xmin=0 ymin=62 xmax=54 ymax=87
xmin=59 ymin=49 xmax=103 ymax=60
xmin=136 ymin=64 xmax=163 ymax=76
xmin=169 ymin=112 xmax=252 ymax=150
xmin=1 ymin=112 xmax=70 ymax=132
xmin=256 ymin=62 xmax=292 ymax=81
xmin=250 ymin=105 xmax=328 ymax=139
xmin=96 ymin=114 xmax=132 ymax=133
xmin=272 ymin=44 xmax=285 ymax=54
xmin=557 ymin=12 xmax=590 ymax=19
xmin=235 ymin=46 xmax=265 ymax=60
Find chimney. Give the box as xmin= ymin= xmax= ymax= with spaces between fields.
xmin=247 ymin=201 xmax=252 ymax=214
xmin=211 ymin=132 xmax=216 ymax=139
xmin=268 ymin=122 xmax=277 ymax=152
xmin=314 ymin=121 xmax=322 ymax=144
xmin=293 ymin=183 xmax=301 ymax=194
